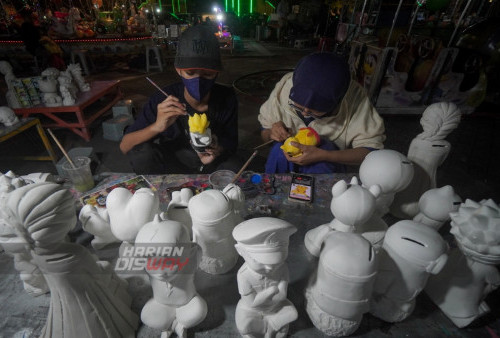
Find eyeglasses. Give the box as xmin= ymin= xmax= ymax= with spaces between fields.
xmin=288 ymin=101 xmax=327 ymax=119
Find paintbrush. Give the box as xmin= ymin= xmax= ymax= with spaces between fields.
xmin=231 ymin=150 xmax=258 ymax=184
xmin=253 ymin=139 xmax=274 ymax=150
xmin=146 ymin=77 xmax=169 ymax=97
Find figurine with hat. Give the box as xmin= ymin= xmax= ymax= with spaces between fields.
xmin=233 ymin=217 xmax=298 ymax=337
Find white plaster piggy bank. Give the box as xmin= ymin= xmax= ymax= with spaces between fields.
xmin=79 ymin=204 xmax=119 ymax=249
xmin=135 ymin=216 xmax=207 ymax=337
xmin=425 ymin=199 xmax=500 ymax=328
xmin=306 ymin=231 xmax=378 ymax=336
xmin=413 ymin=185 xmax=462 ymax=230
xmin=359 ymin=149 xmax=414 ymax=217
xmin=305 ymin=176 xmax=382 ymax=256
xmin=107 ymin=187 xmax=159 ymax=243
xmin=166 ymin=188 xmax=194 ymax=238
xmin=233 ymin=217 xmax=298 ymax=338
xmin=391 ymin=102 xmax=461 ymax=219
xmin=370 ymin=220 xmax=448 ymax=322
xmin=188 ymin=189 xmax=239 ymax=274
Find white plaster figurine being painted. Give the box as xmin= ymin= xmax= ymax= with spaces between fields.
xmin=136 ymin=216 xmax=207 ymax=338
xmin=413 ymin=185 xmax=462 ymax=230
xmin=370 ymin=220 xmax=448 ymax=323
xmin=233 ymin=217 xmax=298 ymax=338
xmin=0 ymin=106 xmax=19 ymax=126
xmin=391 ymin=102 xmax=461 ymax=219
xmin=3 ymin=183 xmax=139 ymax=337
xmin=425 ymin=199 xmax=500 ymax=328
xmin=305 ymin=177 xmax=382 ymax=255
xmin=188 ymin=187 xmax=242 ymax=274
xmin=305 ymin=231 xmax=378 ymax=337
xmin=188 ymin=113 xmax=212 ymax=152
xmin=0 ymin=172 xmax=48 ymax=296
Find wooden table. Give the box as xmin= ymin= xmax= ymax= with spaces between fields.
xmin=0 ymin=117 xmax=57 ymax=163
xmin=13 ymin=80 xmax=123 ymax=141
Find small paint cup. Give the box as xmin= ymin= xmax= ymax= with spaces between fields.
xmin=62 ymin=156 xmax=95 ymax=192
xmin=209 ymin=170 xmax=235 ymax=190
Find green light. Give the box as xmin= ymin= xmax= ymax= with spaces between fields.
xmin=232 ymin=0 xmax=235 ymax=11
xmin=225 ymin=0 xmax=228 ymax=11
xmin=177 ymin=0 xmax=181 ymax=12
xmin=250 ymin=0 xmax=253 ymax=13
xmin=172 ymin=0 xmax=175 ymax=13
xmin=159 ymin=0 xmax=162 ymax=10
xmin=237 ymin=0 xmax=240 ymax=16
xmin=265 ymin=0 xmax=275 ymax=9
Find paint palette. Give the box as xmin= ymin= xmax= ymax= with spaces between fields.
xmin=236 ymin=172 xmax=276 ymax=198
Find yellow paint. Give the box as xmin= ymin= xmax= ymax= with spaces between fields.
xmin=188 ymin=113 xmax=210 ymax=134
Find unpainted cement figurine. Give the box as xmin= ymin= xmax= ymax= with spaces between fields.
xmin=3 ymin=183 xmax=139 ymax=337
xmin=79 ymin=204 xmax=119 ymax=250
xmin=67 ymin=63 xmax=90 ymax=91
xmin=391 ymin=102 xmax=461 ymax=219
xmin=0 ymin=172 xmax=48 ymax=296
xmin=359 ymin=149 xmax=414 ymax=217
xmin=58 ymin=71 xmax=76 ymax=106
xmin=39 ymin=68 xmax=62 ymax=107
xmin=413 ymin=185 xmax=462 ymax=230
xmin=305 ymin=231 xmax=378 ymax=336
xmin=370 ymin=220 xmax=448 ymax=322
xmin=233 ymin=217 xmax=298 ymax=338
xmin=106 ymin=187 xmax=160 ymax=244
xmin=188 ymin=188 xmax=241 ymax=274
xmin=305 ymin=177 xmax=383 ymax=255
xmin=0 ymin=61 xmax=21 ymax=108
xmin=425 ymin=199 xmax=500 ymax=328
xmin=165 ymin=188 xmax=194 ymax=238
xmin=136 ymin=216 xmax=207 ymax=338
xmin=0 ymin=106 xmax=19 ymax=126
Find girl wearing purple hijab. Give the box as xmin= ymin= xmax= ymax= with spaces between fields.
xmin=259 ymin=52 xmax=386 ymax=173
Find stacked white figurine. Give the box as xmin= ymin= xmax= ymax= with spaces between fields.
xmin=391 ymin=102 xmax=461 ymax=219
xmin=305 ymin=231 xmax=378 ymax=336
xmin=0 ymin=106 xmax=19 ymax=126
xmin=305 ymin=177 xmax=382 ymax=255
xmin=136 ymin=216 xmax=207 ymax=337
xmin=3 ymin=183 xmax=139 ymax=337
xmin=233 ymin=217 xmax=298 ymax=338
xmin=188 ymin=188 xmax=241 ymax=274
xmin=58 ymin=70 xmax=76 ymax=106
xmin=413 ymin=185 xmax=462 ymax=230
xmin=0 ymin=172 xmax=48 ymax=296
xmin=370 ymin=220 xmax=448 ymax=322
xmin=425 ymin=199 xmax=500 ymax=327
xmin=39 ymin=68 xmax=62 ymax=107
xmin=67 ymin=63 xmax=90 ymax=92
xmin=0 ymin=61 xmax=21 ymax=108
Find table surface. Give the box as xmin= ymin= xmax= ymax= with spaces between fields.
xmin=1 ymin=173 xmax=499 ymax=337
xmin=12 ymin=80 xmax=121 ymax=113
